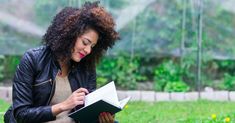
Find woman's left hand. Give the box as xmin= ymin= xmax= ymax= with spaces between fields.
xmin=98 ymin=112 xmax=115 ymax=123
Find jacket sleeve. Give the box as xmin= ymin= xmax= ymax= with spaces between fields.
xmin=12 ymin=50 xmax=56 ymax=123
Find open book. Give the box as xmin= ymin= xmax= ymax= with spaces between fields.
xmin=68 ymin=81 xmax=130 ymax=123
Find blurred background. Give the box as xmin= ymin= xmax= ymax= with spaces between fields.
xmin=1 ymin=0 xmax=235 ymax=93
xmin=2 ymin=0 xmax=235 ymax=122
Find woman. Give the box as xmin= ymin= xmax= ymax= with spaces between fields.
xmin=4 ymin=1 xmax=119 ymax=123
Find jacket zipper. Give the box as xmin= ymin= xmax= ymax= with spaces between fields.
xmin=46 ymin=69 xmax=73 ymax=105
xmin=46 ymin=78 xmax=56 ymax=105
xmin=33 ymin=79 xmax=52 ymax=87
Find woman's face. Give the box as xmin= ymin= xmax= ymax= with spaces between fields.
xmin=71 ymin=28 xmax=99 ymax=62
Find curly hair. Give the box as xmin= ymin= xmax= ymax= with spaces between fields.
xmin=42 ymin=1 xmax=119 ymax=70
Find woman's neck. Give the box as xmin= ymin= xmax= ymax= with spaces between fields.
xmin=58 ymin=60 xmax=70 ymax=77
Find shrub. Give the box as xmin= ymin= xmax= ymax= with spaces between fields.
xmin=223 ymin=73 xmax=235 ymax=91
xmin=97 ymin=55 xmax=146 ymax=90
xmin=153 ymin=60 xmax=190 ymax=92
xmin=3 ymin=55 xmax=21 ymax=79
xmin=164 ymin=81 xmax=190 ymax=92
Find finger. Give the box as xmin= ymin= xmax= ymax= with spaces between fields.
xmin=76 ymin=92 xmax=86 ymax=97
xmin=98 ymin=116 xmax=102 ymax=123
xmin=75 ymin=88 xmax=89 ymax=94
xmin=72 ymin=92 xmax=85 ymax=99
xmin=75 ymin=95 xmax=85 ymax=101
xmin=75 ymin=88 xmax=87 ymax=93
xmin=72 ymin=96 xmax=84 ymax=102
xmin=99 ymin=113 xmax=106 ymax=123
xmin=106 ymin=112 xmax=112 ymax=117
xmin=103 ymin=112 xmax=112 ymax=123
xmin=75 ymin=100 xmax=84 ymax=105
xmin=106 ymin=112 xmax=114 ymax=122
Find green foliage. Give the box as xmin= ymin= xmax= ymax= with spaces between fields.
xmin=97 ymin=55 xmax=146 ymax=90
xmin=3 ymin=55 xmax=21 ymax=79
xmin=222 ymin=73 xmax=235 ymax=91
xmin=0 ymin=99 xmax=10 ymax=122
xmin=154 ymin=60 xmax=179 ymax=91
xmin=96 ymin=77 xmax=108 ymax=88
xmin=1 ymin=0 xmax=235 ymax=91
xmin=164 ymin=81 xmax=190 ymax=92
xmin=153 ymin=60 xmax=190 ymax=92
xmin=0 ymin=55 xmax=5 ymax=81
xmin=109 ymin=0 xmax=235 ymax=91
xmin=216 ymin=60 xmax=235 ymax=75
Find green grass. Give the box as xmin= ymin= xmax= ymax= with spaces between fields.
xmin=116 ymin=100 xmax=235 ymax=123
xmin=0 ymin=99 xmax=10 ymax=123
xmin=1 ymin=100 xmax=235 ymax=123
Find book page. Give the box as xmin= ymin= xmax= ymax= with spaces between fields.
xmin=119 ymin=97 xmax=131 ymax=109
xmin=85 ymin=81 xmax=120 ymax=107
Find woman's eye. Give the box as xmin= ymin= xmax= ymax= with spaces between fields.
xmin=82 ymin=40 xmax=89 ymax=45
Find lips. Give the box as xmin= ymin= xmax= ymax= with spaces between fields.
xmin=79 ymin=53 xmax=85 ymax=58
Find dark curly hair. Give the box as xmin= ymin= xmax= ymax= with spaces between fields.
xmin=42 ymin=1 xmax=119 ymax=70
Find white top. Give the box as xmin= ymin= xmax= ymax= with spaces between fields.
xmin=45 ymin=75 xmax=75 ymax=123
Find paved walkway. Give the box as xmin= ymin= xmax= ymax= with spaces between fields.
xmin=1 ymin=87 xmax=235 ymax=103
xmin=117 ymin=90 xmax=235 ymax=102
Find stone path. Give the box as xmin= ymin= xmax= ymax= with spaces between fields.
xmin=117 ymin=90 xmax=234 ymax=102
xmin=1 ymin=87 xmax=235 ymax=103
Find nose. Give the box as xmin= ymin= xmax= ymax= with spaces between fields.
xmin=84 ymin=45 xmax=92 ymax=55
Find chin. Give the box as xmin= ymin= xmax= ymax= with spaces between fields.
xmin=71 ymin=57 xmax=81 ymax=62
xmin=75 ymin=59 xmax=81 ymax=62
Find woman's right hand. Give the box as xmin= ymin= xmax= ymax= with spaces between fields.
xmin=52 ymin=88 xmax=89 ymax=116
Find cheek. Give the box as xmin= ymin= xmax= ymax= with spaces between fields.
xmin=73 ymin=45 xmax=80 ymax=53
xmin=71 ymin=48 xmax=78 ymax=58
xmin=74 ymin=42 xmax=83 ymax=51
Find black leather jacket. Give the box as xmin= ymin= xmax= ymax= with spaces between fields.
xmin=4 ymin=46 xmax=96 ymax=123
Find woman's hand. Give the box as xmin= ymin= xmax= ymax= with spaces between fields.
xmin=98 ymin=112 xmax=115 ymax=123
xmin=52 ymin=88 xmax=89 ymax=116
xmin=61 ymin=88 xmax=89 ymax=110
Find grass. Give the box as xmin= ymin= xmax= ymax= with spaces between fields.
xmin=1 ymin=100 xmax=235 ymax=123
xmin=116 ymin=100 xmax=235 ymax=123
xmin=0 ymin=99 xmax=10 ymax=123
